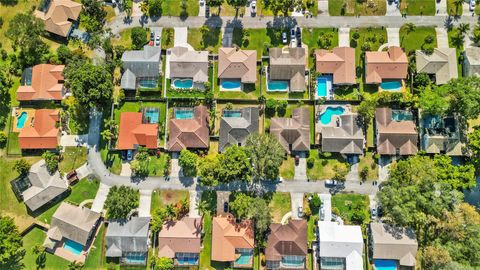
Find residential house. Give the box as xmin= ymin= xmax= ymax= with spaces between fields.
xmin=34 ymin=0 xmax=82 ymax=38
xmin=17 ymin=64 xmax=66 ymax=101
xmin=270 ymin=107 xmax=310 ymax=154
xmin=21 ymin=159 xmax=68 ymax=212
xmin=121 ymin=45 xmax=162 ymax=91
xmin=269 ymin=47 xmax=307 ymax=92
xmin=265 ymin=220 xmax=308 ymax=270
xmin=158 ymin=217 xmax=202 ymax=266
xmin=117 ymin=112 xmax=158 ymax=151
xmin=370 ymin=222 xmax=418 ymax=270
xmin=168 ymin=46 xmax=209 ymax=89
xmin=463 ymin=47 xmax=480 ymax=77
xmin=416 ymin=48 xmax=458 ymax=85
xmin=218 ymin=47 xmax=257 ymax=89
xmin=18 ymin=109 xmax=60 ymax=150
xmin=106 ymin=217 xmax=150 ymax=265
xmin=211 ymin=214 xmax=254 ymax=268
xmin=219 ymin=107 xmax=259 ymax=152
xmin=365 ymin=46 xmax=408 ymax=84
xmin=167 ymin=105 xmax=210 ymax=151
xmin=44 ymin=202 xmax=101 ymax=262
xmin=318 ymin=221 xmax=364 ymax=270
xmin=375 ymin=107 xmax=418 ymax=156
xmin=419 ymin=112 xmax=466 ymax=156
xmin=315 ymin=47 xmax=356 ymax=85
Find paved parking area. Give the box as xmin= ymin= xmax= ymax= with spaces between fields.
xmin=138 ymin=190 xmax=152 ymax=217
xmin=291 ymin=193 xmax=304 ymax=220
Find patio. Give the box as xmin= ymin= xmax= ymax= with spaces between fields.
xmin=11 ymin=107 xmax=35 ymax=133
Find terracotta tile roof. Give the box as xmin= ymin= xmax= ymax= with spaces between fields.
xmin=212 ymin=215 xmax=254 ymax=262
xmin=265 ymin=220 xmax=308 ymax=261
xmin=17 ymin=64 xmax=65 ymax=101
xmin=270 ymin=108 xmax=310 ymax=154
xmin=167 ymin=106 xmax=209 ymax=151
xmin=365 ymin=47 xmax=408 ymax=84
xmin=18 ymin=109 xmax=60 ymax=149
xmin=117 ymin=112 xmax=158 ymax=150
xmin=158 ymin=217 xmax=202 ymax=258
xmin=375 ymin=108 xmax=418 ymax=155
xmin=218 ymin=47 xmax=257 ymax=83
xmin=34 ymin=0 xmax=82 ymax=37
xmin=315 ymin=47 xmax=356 ymax=84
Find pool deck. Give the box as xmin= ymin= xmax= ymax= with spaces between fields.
xmin=314 ymin=104 xmax=352 ymax=135
xmin=11 ymin=108 xmax=35 ymax=133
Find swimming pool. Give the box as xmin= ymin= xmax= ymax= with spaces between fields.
xmin=235 ymin=253 xmax=252 ymax=265
xmin=177 ymin=257 xmax=198 ymax=265
xmin=374 ymin=259 xmax=397 ymax=270
xmin=223 ymin=110 xmax=242 ymax=118
xmin=268 ymin=80 xmax=289 ymax=92
xmin=380 ymin=81 xmax=402 ymax=91
xmin=144 ymin=108 xmax=159 ymax=124
xmin=392 ymin=110 xmax=413 ymax=122
xmin=319 ymin=106 xmax=345 ymax=125
xmin=125 ymin=253 xmax=146 ymax=264
xmin=138 ymin=79 xmax=158 ymax=89
xmin=16 ymin=112 xmax=28 ymax=129
xmin=221 ymin=80 xmax=241 ymax=90
xmin=173 ymin=78 xmax=193 ymax=89
xmin=63 ymin=239 xmax=84 ymax=255
xmin=175 ymin=109 xmax=194 ymax=119
xmin=317 ymin=76 xmax=332 ymax=98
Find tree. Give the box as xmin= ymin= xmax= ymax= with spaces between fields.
xmin=453 ymin=0 xmax=463 ymax=14
xmin=207 ymin=0 xmax=224 ymax=8
xmin=422 ymin=245 xmax=452 ymax=270
xmin=80 ymin=0 xmax=106 ymax=33
xmin=0 ymin=215 xmax=25 ymax=269
xmin=131 ymin=27 xmax=148 ymax=50
xmin=249 ymin=198 xmax=272 ymax=244
xmin=149 ymin=0 xmax=163 ymax=17
xmin=261 ymin=0 xmax=303 ymax=16
xmin=227 ymin=0 xmax=248 ymax=16
xmin=413 ymin=72 xmax=431 ymax=89
xmin=229 ymin=193 xmax=254 ymax=219
xmin=42 ymin=151 xmax=59 ymax=174
xmin=150 ymin=208 xmax=167 ymax=232
xmin=458 ymin=23 xmax=470 ymax=35
xmin=14 ymin=159 xmax=30 ymax=176
xmin=104 ymin=186 xmax=140 ymax=219
xmin=140 ymin=0 xmax=150 ymax=15
xmin=123 ymin=0 xmax=133 ymax=16
xmin=418 ymin=85 xmax=450 ymax=116
xmin=0 ymin=131 xmax=6 ymax=148
xmin=217 ymin=146 xmax=252 ymax=182
xmin=433 ymin=155 xmax=475 ymax=190
xmin=446 ymin=77 xmax=480 ymax=120
xmin=468 ymin=126 xmax=480 ymax=168
xmin=152 ymin=257 xmax=174 ymax=270
xmin=473 ymin=25 xmax=480 ymax=44
xmin=68 ymin=261 xmax=84 ymax=270
xmin=357 ymin=96 xmax=378 ymax=125
xmin=332 ymin=164 xmax=348 ymax=182
xmin=56 ymin=45 xmax=72 ymax=64
xmin=198 ymin=154 xmax=221 ymax=186
xmin=179 ymin=150 xmax=198 ymax=177
xmin=245 ymin=133 xmax=285 ymax=182
xmin=403 ymin=22 xmax=416 ymax=35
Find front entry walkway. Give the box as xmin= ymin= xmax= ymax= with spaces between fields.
xmin=339 ymin=28 xmax=350 ymax=47
xmin=91 ymin=183 xmax=111 ymax=213
xmin=436 ymin=27 xmax=449 ymax=48
xmin=386 ymin=28 xmax=400 ymax=47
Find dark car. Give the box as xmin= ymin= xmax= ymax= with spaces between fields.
xmin=295 ymin=155 xmax=300 ymax=166
xmin=121 ymin=150 xmax=127 ymax=160
xmin=223 ymin=202 xmax=229 ymax=212
xmin=150 ymin=31 xmax=155 ymax=41
xmin=296 ymin=27 xmax=301 ymax=38
xmin=205 ymin=6 xmax=210 ymax=17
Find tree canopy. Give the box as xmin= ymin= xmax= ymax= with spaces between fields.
xmin=418 ymin=85 xmax=450 ymax=116
xmin=42 ymin=151 xmax=59 ymax=174
xmin=104 ymin=186 xmax=140 ymax=219
xmin=245 ymin=133 xmax=285 ymax=181
xmin=261 ymin=0 xmax=303 ymax=16
xmin=131 ymin=27 xmax=148 ymax=50
xmin=0 ymin=215 xmax=25 ymax=269
xmin=152 ymin=257 xmax=174 ymax=270
xmin=179 ymin=150 xmax=198 ymax=177
xmin=80 ymin=0 xmax=106 ymax=33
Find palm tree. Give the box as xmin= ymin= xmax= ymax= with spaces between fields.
xmin=140 ymin=0 xmax=149 ymax=16
xmin=453 ymin=0 xmax=463 ymax=14
xmin=401 ymin=23 xmax=416 ymax=45
xmin=458 ymin=23 xmax=471 ymax=36
xmin=196 ymin=200 xmax=210 ymax=216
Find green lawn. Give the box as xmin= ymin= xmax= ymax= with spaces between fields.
xmin=21 ymin=227 xmax=70 ymax=269
xmin=332 ymin=193 xmax=370 ymax=225
xmin=0 ymin=0 xmax=40 ymax=53
xmin=150 ymin=189 xmax=189 ymax=214
xmin=280 ymin=156 xmax=295 ymax=181
xmin=199 ymin=211 xmax=214 ymax=270
xmin=209 ymin=3 xmax=245 ymax=16
xmin=188 ymin=27 xmax=222 ymax=53
xmin=328 ymin=0 xmax=386 ymax=16
xmin=447 ymin=0 xmax=463 ymax=16
xmin=59 ymin=146 xmax=88 ymax=174
xmin=232 ymin=28 xmax=288 ymax=59
xmin=111 ymin=28 xmax=132 ymax=49
xmin=357 ymin=152 xmax=378 ymax=181
xmin=268 ymin=192 xmax=291 ymax=223
xmin=7 ymin=131 xmax=21 ymax=155
xmin=161 ymin=0 xmax=199 ymax=17
xmin=84 ymin=224 xmax=106 ymax=270
xmin=400 ymin=0 xmax=435 ymax=15
xmin=306 ymin=150 xmax=349 ymax=180
xmin=162 ymin=28 xmax=174 ymax=49
xmin=302 ymin=28 xmax=339 ymax=68
xmin=448 ymin=28 xmax=465 ymax=78
xmin=350 ymin=28 xmax=388 ymax=66
xmin=366 ymin=119 xmax=374 ymax=148
xmin=148 ymin=153 xmax=169 ymax=176
xmin=399 ymin=26 xmax=437 ymax=54
xmin=104 ymin=6 xmax=116 ymax=22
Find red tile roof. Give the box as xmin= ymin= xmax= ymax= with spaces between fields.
xmin=117 ymin=112 xmax=158 ymax=150
xmin=365 ymin=47 xmax=408 ymax=84
xmin=315 ymin=47 xmax=356 ymax=85
xmin=19 ymin=109 xmax=60 ymax=149
xmin=17 ymin=64 xmax=65 ymax=101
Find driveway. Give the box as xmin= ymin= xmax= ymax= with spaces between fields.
xmin=318 ymin=0 xmax=328 ymax=16
xmin=170 ymin=153 xmax=181 ymax=178
xmin=222 ymin=27 xmax=234 ymax=47
xmin=174 ymin=27 xmax=189 ymax=47
xmin=386 ymin=28 xmax=400 ymax=46
xmin=60 ymin=134 xmax=88 ymax=147
xmin=138 ymin=190 xmax=152 ymax=217
xmin=436 ymin=0 xmax=447 ymax=15
xmin=294 ymin=152 xmax=307 ymax=181
xmin=339 ymin=28 xmax=350 ymax=47
xmin=465 ymin=28 xmax=474 ymax=48
xmin=291 ymin=193 xmax=304 ymax=219
xmin=386 ymin=0 xmax=400 ymax=16
xmin=189 ymin=190 xmax=201 ymax=218
xmin=346 ymin=155 xmax=360 ymax=181
xmin=198 ymin=1 xmax=205 ymax=17
xmin=91 ymin=183 xmax=111 ymax=213
xmin=319 ymin=193 xmax=332 ymax=221
xmin=120 ymin=161 xmax=132 ymax=177
xmin=436 ymin=27 xmax=449 ymax=48
xmin=378 ymin=156 xmax=391 ymax=182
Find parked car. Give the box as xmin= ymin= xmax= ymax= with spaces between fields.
xmin=290 ymin=39 xmax=297 ymax=48
xmin=127 ymin=150 xmax=133 ymax=161
xmin=470 ymin=0 xmax=475 ymax=11
xmin=295 ymin=155 xmax=300 ymax=166
xmin=155 ymin=35 xmax=161 ymax=46
xmin=320 ymin=206 xmax=325 ymax=221
xmin=223 ymin=202 xmax=229 ymax=212
xmin=296 ymin=27 xmax=301 ymax=39
xmin=282 ymin=32 xmax=288 ymax=44
xmin=298 ymin=206 xmax=303 ymax=218
xmin=290 ymin=28 xmax=296 ymax=40
xmin=199 ymin=0 xmax=205 ymax=5
xmin=251 ymin=0 xmax=256 ymax=11
xmin=371 ymin=208 xmax=378 ymax=219
xmin=121 ymin=150 xmax=127 ymax=160
xmin=205 ymin=5 xmax=210 ymax=17
xmin=150 ymin=31 xmax=155 ymax=41
xmin=325 ymin=180 xmax=338 ymax=187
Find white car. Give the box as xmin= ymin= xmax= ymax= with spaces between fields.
xmin=282 ymin=32 xmax=288 ymax=44
xmin=470 ymin=0 xmax=475 ymax=11
xmin=155 ymin=35 xmax=161 ymax=46
xmin=298 ymin=207 xmax=303 ymax=218
xmin=199 ymin=0 xmax=205 ymax=5
xmin=251 ymin=0 xmax=256 ymax=10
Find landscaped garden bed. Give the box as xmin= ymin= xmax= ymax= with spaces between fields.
xmin=329 ymin=0 xmax=386 ymax=16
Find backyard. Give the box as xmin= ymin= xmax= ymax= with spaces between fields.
xmin=332 ymin=193 xmax=370 ymax=225
xmin=399 ymin=26 xmax=437 ymax=54
xmin=448 ymin=27 xmax=465 ymax=77
xmin=306 ymin=150 xmax=350 ymax=180
xmin=21 ymin=227 xmax=70 ymax=269
xmin=59 ymin=146 xmax=88 ymax=174
xmin=268 ymin=192 xmax=292 ymax=223
xmin=329 ymin=0 xmax=386 ymax=16
xmin=400 ymin=0 xmax=435 ymax=15
xmin=213 ymin=63 xmax=261 ymax=100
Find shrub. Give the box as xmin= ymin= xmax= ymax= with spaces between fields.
xmin=104 ymin=185 xmax=140 ymax=219
xmin=0 ymin=131 xmax=6 ymax=148
xmin=307 ymin=157 xmax=315 ymax=168
xmin=360 ymin=166 xmax=369 ymax=181
xmin=424 ymin=34 xmax=434 ymax=44
xmin=42 ymin=151 xmax=59 ymax=174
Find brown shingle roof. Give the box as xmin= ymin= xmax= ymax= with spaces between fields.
xmin=17 ymin=64 xmax=65 ymax=101
xmin=169 ymin=47 xmax=209 ymax=83
xmin=34 ymin=0 xmax=82 ymax=37
xmin=167 ymin=106 xmax=210 ymax=151
xmin=117 ymin=112 xmax=158 ymax=150
xmin=375 ymin=108 xmax=418 ymax=155
xmin=365 ymin=47 xmax=408 ymax=84
xmin=269 ymin=48 xmax=306 ymax=92
xmin=321 ymin=113 xmax=364 ymax=154
xmin=211 ymin=215 xmax=254 ymax=262
xmin=19 ymin=109 xmax=60 ymax=149
xmin=270 ymin=108 xmax=310 ymax=154
xmin=315 ymin=47 xmax=356 ymax=85
xmin=218 ymin=47 xmax=257 ymax=83
xmin=265 ymin=220 xmax=307 ymax=261
xmin=158 ymin=217 xmax=202 ymax=258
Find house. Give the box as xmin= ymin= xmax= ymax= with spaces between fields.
xmin=463 ymin=47 xmax=480 ymax=77
xmin=211 ymin=214 xmax=254 ymax=268
xmin=270 ymin=107 xmax=310 ymax=154
xmin=265 ymin=220 xmax=308 ymax=270
xmin=34 ymin=0 xmax=82 ymax=38
xmin=157 ymin=217 xmax=202 ymax=266
xmin=21 ymin=159 xmax=68 ymax=212
xmin=365 ymin=46 xmax=408 ymax=84
xmin=18 ymin=109 xmax=60 ymax=150
xmin=17 ymin=64 xmax=66 ymax=101
xmin=117 ymin=112 xmax=158 ymax=150
xmin=419 ymin=113 xmax=466 ymax=156
xmin=318 ymin=221 xmax=363 ymax=270
xmin=370 ymin=222 xmax=418 ymax=270
xmin=44 ymin=202 xmax=101 ymax=262
xmin=218 ymin=47 xmax=257 ymax=88
xmin=105 ymin=217 xmax=150 ymax=265
xmin=121 ymin=45 xmax=162 ymax=91
xmin=168 ymin=46 xmax=209 ymax=88
xmin=167 ymin=105 xmax=209 ymax=151
xmin=375 ymin=107 xmax=418 ymax=156
xmin=219 ymin=107 xmax=259 ymax=152
xmin=315 ymin=47 xmax=356 ymax=85
xmin=416 ymin=48 xmax=458 ymax=85
xmin=269 ymin=47 xmax=307 ymax=92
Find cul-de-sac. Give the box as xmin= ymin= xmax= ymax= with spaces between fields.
xmin=1 ymin=0 xmax=480 ymax=269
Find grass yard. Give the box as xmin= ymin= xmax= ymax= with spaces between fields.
xmin=268 ymin=192 xmax=291 ymax=223
xmin=232 ymin=27 xmax=291 ymax=59
xmin=104 ymin=6 xmax=116 ymax=22
xmin=280 ymin=156 xmax=295 ymax=181
xmin=161 ymin=0 xmax=199 ymax=17
xmin=84 ymin=224 xmax=106 ymax=270
xmin=366 ymin=119 xmax=374 ymax=148
xmin=447 ymin=0 xmax=464 ymax=16
xmin=302 ymin=28 xmax=339 ymax=68
xmin=210 ymin=3 xmax=246 ymax=16
xmin=59 ymin=146 xmax=88 ymax=174
xmin=162 ymin=28 xmax=174 ymax=49
xmin=188 ymin=27 xmax=222 ymax=53
xmin=334 ymin=85 xmax=361 ymax=101
xmin=332 ymin=193 xmax=370 ymax=225
xmin=306 ymin=150 xmax=349 ymax=180
xmin=448 ymin=28 xmax=465 ymax=78
xmin=357 ymin=152 xmax=378 ymax=181
xmin=21 ymin=227 xmax=70 ymax=269
xmin=150 ymin=189 xmax=189 ymax=214
xmin=399 ymin=26 xmax=437 ymax=54
xmin=328 ymin=0 xmax=386 ymax=16
xmin=111 ymin=28 xmax=132 ymax=49
xmin=148 ymin=153 xmax=169 ymax=176
xmin=400 ymin=0 xmax=435 ymax=15
xmin=350 ymin=28 xmax=387 ymax=66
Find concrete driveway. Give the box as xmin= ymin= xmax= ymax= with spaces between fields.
xmin=319 ymin=193 xmax=332 ymax=221
xmin=138 ymin=190 xmax=152 ymax=217
xmin=436 ymin=27 xmax=449 ymax=48
xmin=198 ymin=1 xmax=205 ymax=17
xmin=91 ymin=183 xmax=110 ymax=213
xmin=189 ymin=190 xmax=201 ymax=218
xmin=318 ymin=0 xmax=328 ymax=15
xmin=339 ymin=28 xmax=350 ymax=47
xmin=174 ymin=27 xmax=189 ymax=47
xmin=291 ymin=193 xmax=304 ymax=219
xmin=386 ymin=28 xmax=400 ymax=46
xmin=222 ymin=27 xmax=234 ymax=47
xmin=294 ymin=152 xmax=307 ymax=181
xmin=436 ymin=0 xmax=448 ymax=15
xmin=60 ymin=134 xmax=88 ymax=147
xmin=385 ymin=0 xmax=400 ymax=16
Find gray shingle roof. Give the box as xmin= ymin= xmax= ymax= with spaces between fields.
xmin=219 ymin=107 xmax=259 ymax=152
xmin=121 ymin=45 xmax=161 ymax=90
xmin=269 ymin=48 xmax=306 ymax=92
xmin=168 ymin=46 xmax=209 ymax=83
xmin=106 ymin=217 xmax=150 ymax=257
xmin=270 ymin=108 xmax=310 ymax=153
xmin=321 ymin=114 xmax=364 ymax=154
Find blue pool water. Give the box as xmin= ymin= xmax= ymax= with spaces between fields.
xmin=235 ymin=254 xmax=252 ymax=265
xmin=317 ymin=76 xmax=332 ymax=97
xmin=175 ymin=109 xmax=194 ymax=119
xmin=144 ymin=108 xmax=159 ymax=124
xmin=223 ymin=110 xmax=242 ymax=118
xmin=381 ymin=81 xmax=402 ymax=91
xmin=63 ymin=239 xmax=84 ymax=255
xmin=221 ymin=80 xmax=241 ymax=90
xmin=319 ymin=107 xmax=345 ymax=125
xmin=177 ymin=257 xmax=198 ymax=265
xmin=16 ymin=112 xmax=28 ymax=129
xmin=268 ymin=80 xmax=289 ymax=91
xmin=125 ymin=253 xmax=146 ymax=264
xmin=173 ymin=78 xmax=193 ymax=89
xmin=392 ymin=110 xmax=413 ymax=122
xmin=374 ymin=260 xmax=397 ymax=270
xmin=138 ymin=79 xmax=157 ymax=88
